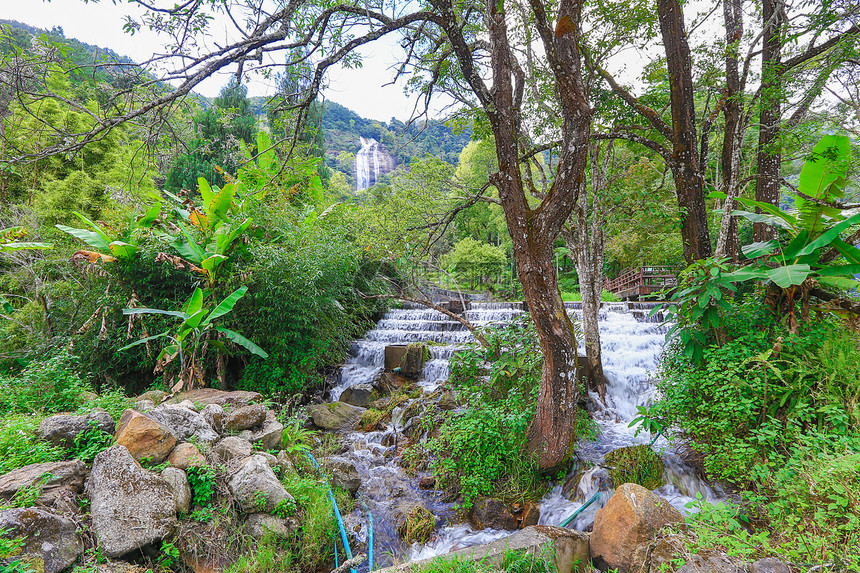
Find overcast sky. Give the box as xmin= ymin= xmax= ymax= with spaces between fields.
xmin=0 ymin=0 xmax=421 ymax=122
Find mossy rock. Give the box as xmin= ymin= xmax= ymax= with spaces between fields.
xmin=358 ymin=409 xmax=387 ymax=432
xmin=604 ymin=445 xmax=664 ymax=490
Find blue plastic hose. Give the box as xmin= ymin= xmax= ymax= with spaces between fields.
xmin=561 ymin=491 xmax=601 ymax=527
xmin=306 ymin=452 xmax=356 ymax=573
xmin=367 ymin=507 xmax=374 ymax=571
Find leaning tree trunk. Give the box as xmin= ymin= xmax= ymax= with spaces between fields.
xmin=754 ymin=0 xmax=784 ymax=242
xmin=658 ymin=0 xmax=713 ymax=263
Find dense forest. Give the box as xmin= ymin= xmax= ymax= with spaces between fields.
xmin=0 ymin=1 xmax=859 ymax=573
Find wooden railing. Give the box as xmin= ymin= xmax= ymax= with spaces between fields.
xmin=605 ymin=266 xmax=678 ymax=297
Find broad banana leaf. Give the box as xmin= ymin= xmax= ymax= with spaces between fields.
xmin=117 ymin=331 xmax=169 ymax=352
xmin=796 ymin=134 xmax=850 ymax=236
xmin=198 ymin=177 xmax=215 ymax=207
xmin=741 ymin=240 xmax=779 ymax=259
xmin=185 ymin=287 xmax=205 ymax=315
xmin=108 ymin=241 xmax=139 ymax=259
xmin=795 ymin=211 xmax=860 ymax=257
xmin=207 ymin=183 xmax=236 ymax=223
xmin=766 ymin=264 xmax=811 ymax=288
xmin=203 ymin=285 xmax=248 ymax=326
xmin=56 ymin=225 xmax=111 ymax=250
xmin=122 ymin=308 xmax=188 ymax=319
xmin=217 ymin=326 xmax=268 ymax=358
xmin=137 ymin=204 xmax=161 ymax=228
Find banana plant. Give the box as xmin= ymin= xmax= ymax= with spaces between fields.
xmin=55 ymin=205 xmax=160 ymax=262
xmin=709 ymin=134 xmax=860 ymax=326
xmin=119 ymin=285 xmax=267 ymax=392
xmin=164 ymin=177 xmax=251 ymax=287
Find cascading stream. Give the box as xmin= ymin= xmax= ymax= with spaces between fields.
xmin=327 ymin=300 xmax=723 ymax=568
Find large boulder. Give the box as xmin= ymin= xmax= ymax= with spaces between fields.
xmin=237 ymin=410 xmax=284 ymax=451
xmin=147 ymin=405 xmax=218 ymax=444
xmin=114 ymin=409 xmax=177 ymax=464
xmin=161 ymin=467 xmax=191 ymax=514
xmin=224 ymin=404 xmax=268 ymax=432
xmin=87 ymin=445 xmax=177 ymax=557
xmin=227 ymin=455 xmax=293 ymax=514
xmin=243 ymin=513 xmax=298 ymax=540
xmin=471 ymin=497 xmax=518 ymax=530
xmin=590 ymin=483 xmax=685 ymax=572
xmin=167 ymin=442 xmax=206 ymax=470
xmin=307 ymin=402 xmax=365 ymax=431
xmin=168 ymin=389 xmax=261 ymax=408
xmin=212 ymin=436 xmax=253 ymax=462
xmin=38 ymin=410 xmax=114 ymax=449
xmin=0 ymin=460 xmax=87 ymax=505
xmin=200 ymin=404 xmax=225 ymax=435
xmin=676 ymin=554 xmax=745 ymax=573
xmin=0 ymin=507 xmax=83 ymax=573
xmin=340 ymin=384 xmax=376 ymax=407
xmin=326 ymin=458 xmax=361 ymax=495
xmin=749 ymin=559 xmax=792 ymax=573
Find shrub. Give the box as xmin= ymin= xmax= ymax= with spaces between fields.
xmin=0 ymin=350 xmax=91 ymax=415
xmin=0 ymin=414 xmax=65 ymax=474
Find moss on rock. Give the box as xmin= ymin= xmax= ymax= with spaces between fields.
xmin=604 ymin=445 xmax=664 ymax=490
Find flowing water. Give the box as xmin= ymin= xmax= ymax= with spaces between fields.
xmin=327 ymin=300 xmax=724 ymax=568
xmin=355 ymin=137 xmax=383 ymax=190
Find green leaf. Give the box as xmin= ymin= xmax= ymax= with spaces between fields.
xmin=108 ymin=241 xmax=139 ymax=259
xmin=207 ymin=183 xmax=235 ymax=223
xmin=198 ymin=177 xmax=214 ymax=207
xmin=723 ymin=267 xmax=769 ymax=282
xmin=181 ymin=308 xmax=206 ymax=330
xmin=217 ymin=326 xmax=268 ymax=358
xmin=816 ymin=264 xmax=860 ymax=277
xmin=72 ymin=211 xmax=113 ymax=244
xmin=782 ymin=231 xmax=810 ymax=260
xmin=117 ymin=332 xmax=169 ymax=352
xmin=741 ymin=241 xmax=779 ymax=259
xmin=185 ymin=287 xmax=204 ymax=315
xmin=766 ymin=264 xmax=811 ymax=288
xmin=203 ymin=285 xmax=248 ymax=326
xmin=0 ymin=241 xmax=53 ymax=251
xmin=797 ymin=135 xmax=850 ymax=235
xmin=796 ymin=211 xmax=860 ymax=257
xmin=122 ymin=308 xmax=188 ymax=319
xmin=831 ymin=240 xmax=860 ymax=264
xmin=201 ymin=254 xmax=227 ymax=272
xmin=817 ymin=276 xmax=860 ymax=290
xmin=137 ymin=204 xmax=161 ymax=228
xmin=733 ymin=198 xmax=797 ymax=227
xmin=55 ymin=225 xmax=110 ymax=251
xmin=256 ymin=131 xmax=275 ymax=172
xmin=731 ymin=210 xmax=793 ymax=230
xmin=173 ymin=221 xmax=206 ymax=264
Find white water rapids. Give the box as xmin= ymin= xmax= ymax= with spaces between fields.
xmin=326 ymin=301 xmax=724 ymax=568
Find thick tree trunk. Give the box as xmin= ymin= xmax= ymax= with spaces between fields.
xmin=754 ymin=0 xmax=784 ymax=242
xmin=716 ymin=0 xmax=743 ymax=260
xmin=657 ymin=0 xmax=713 ymax=262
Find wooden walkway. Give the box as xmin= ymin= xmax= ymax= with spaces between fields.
xmin=605 ymin=266 xmax=678 ymax=300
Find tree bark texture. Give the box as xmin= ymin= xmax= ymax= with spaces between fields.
xmin=444 ymin=0 xmax=592 ymax=470
xmin=657 ymin=0 xmax=713 ymax=263
xmin=716 ymin=0 xmax=744 ymax=260
xmin=753 ymin=0 xmax=784 ymax=242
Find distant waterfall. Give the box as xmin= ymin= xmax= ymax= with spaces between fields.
xmin=355 ymin=137 xmax=382 ymax=190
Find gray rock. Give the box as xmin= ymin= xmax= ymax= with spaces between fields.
xmin=87 ymin=445 xmax=177 ymax=558
xmin=213 ymin=436 xmax=253 ymax=462
xmin=0 ymin=507 xmax=83 ymax=573
xmin=225 ymin=404 xmax=268 ymax=432
xmin=276 ymin=451 xmax=295 ymax=475
xmin=340 ymin=384 xmax=376 ymax=407
xmin=133 ymin=399 xmax=155 ymax=412
xmin=307 ymin=402 xmax=365 ymax=430
xmin=168 ymin=389 xmax=261 ymax=408
xmin=227 ymin=455 xmax=293 ymax=514
xmin=237 ymin=410 xmax=284 ymax=451
xmin=0 ymin=460 xmax=87 ymax=505
xmin=258 ymin=452 xmax=278 ymax=467
xmin=175 ymin=399 xmax=198 ymax=412
xmin=243 ymin=513 xmax=298 ymax=540
xmin=327 ymin=458 xmax=361 ymax=495
xmin=114 ymin=409 xmax=177 ymax=464
xmin=676 ymin=554 xmax=744 ymax=573
xmin=38 ymin=410 xmax=114 ymax=449
xmin=201 ymin=403 xmax=225 ymax=435
xmin=161 ymin=467 xmax=191 ymax=514
xmin=147 ymin=405 xmax=218 ymax=444
xmin=749 ymin=559 xmax=791 ymax=573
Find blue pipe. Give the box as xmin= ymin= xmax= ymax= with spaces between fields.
xmin=561 ymin=492 xmax=601 ymax=527
xmin=367 ymin=506 xmax=374 ymax=572
xmin=306 ymin=452 xmax=356 ymax=573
